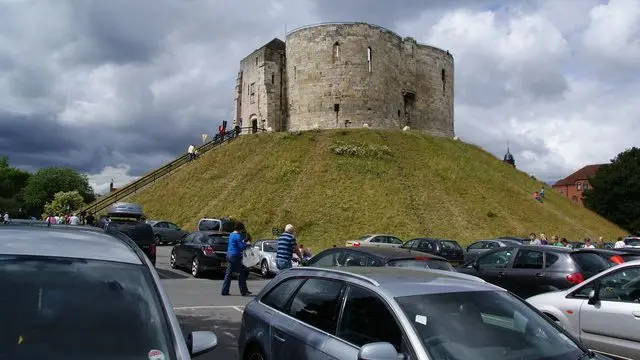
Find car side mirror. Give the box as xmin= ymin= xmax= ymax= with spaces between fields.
xmin=187 ymin=331 xmax=218 ymax=357
xmin=587 ymin=289 xmax=599 ymax=305
xmin=358 ymin=342 xmax=403 ymax=360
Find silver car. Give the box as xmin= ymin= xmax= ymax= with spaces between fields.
xmin=244 ymin=239 xmax=299 ymax=277
xmin=0 ymin=222 xmax=218 ymax=360
xmin=527 ymin=259 xmax=640 ymax=360
xmin=238 ymin=266 xmax=609 ymax=360
xmin=345 ymin=234 xmax=404 ymax=248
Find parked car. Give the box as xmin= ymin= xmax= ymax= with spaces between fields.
xmin=527 ymin=260 xmax=640 ymax=360
xmin=196 ymin=217 xmax=239 ymax=232
xmin=170 ymin=231 xmax=229 ymax=277
xmin=344 ymin=234 xmax=404 ymax=248
xmin=147 ymin=219 xmax=189 ymax=245
xmin=624 ymin=236 xmax=640 ymax=246
xmin=578 ymin=248 xmax=640 ymax=265
xmin=104 ymin=202 xmax=156 ymax=266
xmin=243 ymin=239 xmax=299 ymax=277
xmin=497 ymin=236 xmax=529 ymax=244
xmin=0 ymin=221 xmax=218 ymax=359
xmin=238 ymin=266 xmax=608 ymax=360
xmin=464 ymin=239 xmax=524 ymax=263
xmin=400 ymin=237 xmax=465 ymax=266
xmin=305 ymin=246 xmax=455 ymax=271
xmin=457 ymin=246 xmax=613 ymax=299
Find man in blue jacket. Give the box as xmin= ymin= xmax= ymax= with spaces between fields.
xmin=221 ymin=222 xmax=251 ymax=296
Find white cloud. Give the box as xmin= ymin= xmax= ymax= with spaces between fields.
xmin=88 ymin=164 xmax=140 ymax=195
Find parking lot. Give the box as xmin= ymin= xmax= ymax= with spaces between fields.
xmin=156 ymin=245 xmax=271 ymax=359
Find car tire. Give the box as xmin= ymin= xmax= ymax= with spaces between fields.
xmin=154 ymin=234 xmax=161 ymax=245
xmin=260 ymin=259 xmax=270 ymax=278
xmin=191 ymin=257 xmax=201 ymax=278
xmin=244 ymin=346 xmax=265 ymax=360
xmin=170 ymin=251 xmax=177 ymax=269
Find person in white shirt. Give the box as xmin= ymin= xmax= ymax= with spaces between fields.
xmin=69 ymin=213 xmax=80 ymax=225
xmin=614 ymin=236 xmax=627 ymax=248
xmin=529 ymin=233 xmax=541 ymax=245
xmin=187 ymin=144 xmax=195 ymax=161
xmin=583 ymin=238 xmax=595 ymax=248
xmin=2 ymin=212 xmax=9 ymax=224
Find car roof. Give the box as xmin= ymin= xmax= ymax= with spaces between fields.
xmin=285 ymin=266 xmax=499 ymax=297
xmin=0 ymin=222 xmax=142 ymax=265
xmin=197 ymin=231 xmax=230 ymax=236
xmin=408 ymin=237 xmax=458 ymax=242
xmin=332 ymin=246 xmax=447 ymax=261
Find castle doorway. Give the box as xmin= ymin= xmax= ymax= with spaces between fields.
xmin=251 ymin=119 xmax=258 ymax=133
xmin=403 ymin=91 xmax=416 ymax=126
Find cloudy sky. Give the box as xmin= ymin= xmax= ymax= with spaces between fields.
xmin=1 ymin=0 xmax=637 ymax=194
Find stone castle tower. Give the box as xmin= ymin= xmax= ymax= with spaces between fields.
xmin=232 ymin=22 xmax=455 ymax=137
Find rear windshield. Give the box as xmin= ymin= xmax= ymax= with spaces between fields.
xmin=203 ymin=235 xmax=229 ymax=246
xmin=0 ymin=255 xmax=174 ymax=359
xmin=439 ymin=240 xmax=462 ymax=250
xmin=198 ymin=219 xmax=219 ymax=231
xmin=571 ymin=252 xmax=611 ymax=277
xmin=106 ymin=220 xmax=154 ymax=244
xmin=263 ymin=242 xmax=277 ymax=252
xmin=387 ymin=259 xmax=455 ymax=272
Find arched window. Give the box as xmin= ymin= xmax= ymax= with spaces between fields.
xmin=333 ymin=42 xmax=340 ymax=63
xmin=367 ymin=47 xmax=372 ymax=73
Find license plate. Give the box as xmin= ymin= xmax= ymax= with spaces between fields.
xmin=220 ymin=262 xmax=227 ymax=267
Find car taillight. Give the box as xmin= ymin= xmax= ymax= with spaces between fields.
xmin=566 ymin=272 xmax=584 ymax=285
xmin=149 ymin=243 xmax=156 ymax=256
xmin=353 ymin=242 xmax=360 ymax=247
xmin=415 ymin=256 xmax=431 ymax=261
xmin=609 ymin=255 xmax=624 ymax=264
xmin=202 ymin=246 xmax=214 ymax=256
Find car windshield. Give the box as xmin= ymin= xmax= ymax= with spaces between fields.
xmin=262 ymin=242 xmax=277 ymax=252
xmin=387 ymin=259 xmax=455 ymax=272
xmin=0 ymin=255 xmax=174 ymax=360
xmin=439 ymin=240 xmax=461 ymax=250
xmin=626 ymin=239 xmax=640 ymax=246
xmin=395 ymin=290 xmax=583 ymax=360
xmin=204 ymin=235 xmax=229 ymax=246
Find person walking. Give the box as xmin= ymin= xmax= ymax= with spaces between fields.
xmin=221 ymin=222 xmax=251 ymax=296
xmin=187 ymin=144 xmax=195 ymax=161
xmin=276 ymin=224 xmax=303 ymax=270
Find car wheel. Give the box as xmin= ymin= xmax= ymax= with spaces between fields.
xmin=260 ymin=259 xmax=270 ymax=277
xmin=154 ymin=234 xmax=161 ymax=245
xmin=170 ymin=251 xmax=177 ymax=269
xmin=244 ymin=346 xmax=265 ymax=360
xmin=191 ymin=257 xmax=201 ymax=278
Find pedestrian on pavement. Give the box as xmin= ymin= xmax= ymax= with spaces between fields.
xmin=221 ymin=222 xmax=251 ymax=296
xmin=276 ymin=224 xmax=303 ymax=270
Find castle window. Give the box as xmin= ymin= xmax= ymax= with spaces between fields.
xmin=333 ymin=42 xmax=340 ymax=63
xmin=250 ymin=82 xmax=256 ymax=104
xmin=441 ymin=69 xmax=446 ymax=92
xmin=367 ymin=47 xmax=372 ymax=73
xmin=271 ymin=73 xmax=275 ymax=84
xmin=255 ymin=57 xmax=258 ymax=66
xmin=294 ymin=66 xmax=297 ymax=80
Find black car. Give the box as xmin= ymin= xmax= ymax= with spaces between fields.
xmin=105 ymin=219 xmax=156 ymax=266
xmin=496 ymin=236 xmax=528 ymax=244
xmin=170 ymin=231 xmax=229 ymax=277
xmin=464 ymin=239 xmax=525 ymax=263
xmin=578 ymin=247 xmax=640 ymax=265
xmin=457 ymin=246 xmax=612 ymax=299
xmin=400 ymin=237 xmax=465 ymax=266
xmin=305 ymin=246 xmax=455 ymax=271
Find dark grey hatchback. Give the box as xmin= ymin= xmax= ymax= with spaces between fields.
xmin=305 ymin=246 xmax=455 ymax=271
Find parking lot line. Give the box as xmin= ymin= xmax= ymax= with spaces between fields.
xmin=173 ymin=305 xmax=246 ymax=310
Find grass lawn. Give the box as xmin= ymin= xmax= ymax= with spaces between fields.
xmin=127 ymin=129 xmax=626 ymax=250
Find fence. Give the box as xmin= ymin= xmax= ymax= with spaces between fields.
xmin=81 ymin=126 xmax=266 ymax=215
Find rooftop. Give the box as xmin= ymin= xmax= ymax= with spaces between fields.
xmin=335 ymin=246 xmax=447 ymax=261
xmin=553 ymin=164 xmax=606 ymax=187
xmin=0 ymin=222 xmax=142 ymax=265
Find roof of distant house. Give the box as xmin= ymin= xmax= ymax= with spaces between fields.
xmin=553 ymin=164 xmax=607 ymax=187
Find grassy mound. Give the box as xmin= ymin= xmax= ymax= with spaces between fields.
xmin=128 ymin=129 xmax=625 ymax=249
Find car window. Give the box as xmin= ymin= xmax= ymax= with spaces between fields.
xmin=477 ymin=249 xmax=514 ymax=269
xmin=202 ymin=234 xmax=228 ymax=246
xmin=544 ymin=253 xmax=560 ymax=268
xmin=337 ymin=286 xmax=402 ymax=351
xmin=167 ymin=223 xmax=179 ymax=230
xmin=367 ymin=256 xmax=384 ymax=266
xmin=439 ymin=240 xmax=461 ymax=250
xmin=198 ymin=219 xmax=220 ymax=231
xmin=396 ymin=290 xmax=584 ymax=360
xmin=262 ymin=242 xmax=276 ymax=253
xmin=155 ymin=222 xmax=168 ymax=228
xmin=261 ymin=278 xmax=305 ymax=311
xmin=369 ymin=237 xmax=381 ymax=243
xmin=308 ymin=251 xmax=339 ymax=267
xmin=387 ymin=259 xmax=455 ymax=272
xmin=416 ymin=241 xmax=434 ymax=253
xmin=342 ymin=251 xmax=367 ymax=267
xmin=468 ymin=242 xmax=485 ymax=250
xmin=596 ymin=267 xmax=640 ymax=303
xmin=182 ymin=233 xmax=197 ymax=244
xmin=288 ymin=278 xmax=344 ymax=333
xmin=220 ymin=219 xmax=237 ymax=233
xmin=512 ymin=249 xmax=544 ymax=269
xmin=571 ymin=253 xmax=611 ymax=277
xmin=388 ymin=237 xmax=404 ymax=245
xmin=0 ymin=255 xmax=175 ymax=359
xmin=487 ymin=242 xmax=500 ymax=248
xmin=403 ymin=240 xmax=417 ymax=249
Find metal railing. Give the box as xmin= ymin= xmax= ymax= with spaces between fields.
xmin=81 ymin=127 xmax=266 ymax=215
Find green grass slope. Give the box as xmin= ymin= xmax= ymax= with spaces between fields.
xmin=128 ymin=129 xmax=625 ymax=249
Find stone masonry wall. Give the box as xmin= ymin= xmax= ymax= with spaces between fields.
xmin=285 ymin=23 xmax=454 ymax=136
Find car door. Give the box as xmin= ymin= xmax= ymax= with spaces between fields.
xmin=579 ymin=266 xmax=640 ymax=359
xmin=415 ymin=240 xmax=436 ymax=255
xmin=459 ymin=248 xmax=516 ymax=289
xmin=174 ymin=233 xmax=194 ymax=266
xmin=307 ymin=249 xmax=344 ymax=267
xmin=270 ymin=278 xmax=346 ymax=360
xmin=385 ymin=236 xmax=404 ymax=248
xmin=165 ymin=222 xmax=184 ymax=243
xmin=504 ymin=248 xmax=546 ymax=298
xmin=401 ymin=239 xmax=418 ymax=250
xmin=367 ymin=236 xmax=384 ymax=247
xmin=153 ymin=221 xmax=169 ymax=241
xmin=322 ymin=284 xmax=418 ymax=360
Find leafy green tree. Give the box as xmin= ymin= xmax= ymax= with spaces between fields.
xmin=583 ymin=147 xmax=640 ymax=235
xmin=22 ymin=167 xmax=96 ymax=213
xmin=43 ymin=190 xmax=85 ymax=217
xmin=0 ymin=156 xmax=32 ymax=216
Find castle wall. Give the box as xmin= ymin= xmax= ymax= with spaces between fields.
xmin=284 ymin=23 xmax=454 ymax=136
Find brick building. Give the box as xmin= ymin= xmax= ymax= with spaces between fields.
xmin=232 ymin=22 xmax=455 ymax=137
xmin=552 ymin=164 xmax=606 ymax=206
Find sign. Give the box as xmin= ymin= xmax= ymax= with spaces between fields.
xmin=201 ymin=133 xmax=208 ymax=143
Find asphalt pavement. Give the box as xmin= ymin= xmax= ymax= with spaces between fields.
xmin=156 ymin=245 xmax=271 ymax=360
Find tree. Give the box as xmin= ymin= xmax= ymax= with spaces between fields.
xmin=583 ymin=147 xmax=640 ymax=235
xmin=0 ymin=156 xmax=32 ymax=216
xmin=22 ymin=167 xmax=96 ymax=213
xmin=43 ymin=190 xmax=85 ymax=217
